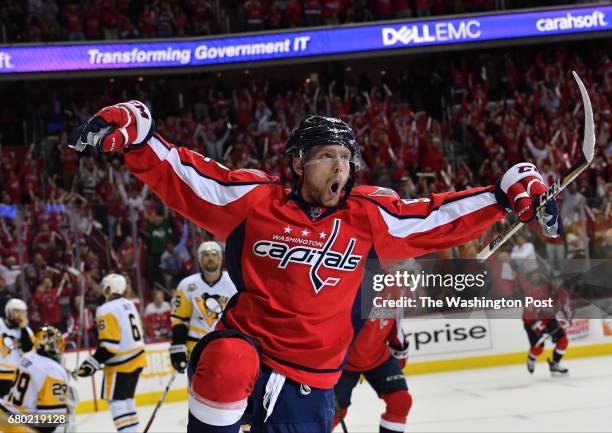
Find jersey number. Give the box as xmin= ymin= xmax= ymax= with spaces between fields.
xmin=128 ymin=314 xmax=141 ymax=341
xmin=52 ymin=383 xmax=68 ymax=397
xmin=8 ymin=370 xmax=31 ymax=407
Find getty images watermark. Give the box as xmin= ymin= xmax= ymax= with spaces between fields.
xmin=361 ymin=259 xmax=612 ymax=319
xmin=371 ymin=269 xmax=552 ymax=310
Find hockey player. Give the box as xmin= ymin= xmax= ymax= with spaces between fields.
xmin=0 ymin=299 xmax=34 ymax=397
xmin=334 ymin=313 xmax=411 ymax=433
xmin=522 ymin=270 xmax=572 ymax=376
xmin=76 ymin=273 xmax=147 ymax=432
xmin=69 ymin=101 xmax=563 ymax=432
xmin=169 ymin=241 xmax=237 ymax=373
xmin=0 ymin=325 xmax=71 ymax=433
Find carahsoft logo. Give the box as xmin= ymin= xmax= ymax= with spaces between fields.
xmin=536 ymin=10 xmax=607 ymax=32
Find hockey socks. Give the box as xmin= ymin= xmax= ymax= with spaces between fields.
xmin=379 ymin=391 xmax=412 ymax=433
xmin=109 ymin=399 xmax=139 ymax=432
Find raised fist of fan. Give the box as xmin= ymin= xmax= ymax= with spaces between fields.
xmin=69 ymin=100 xmax=155 ymax=153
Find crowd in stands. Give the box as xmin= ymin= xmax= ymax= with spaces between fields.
xmin=0 ymin=0 xmax=589 ymax=44
xmin=0 ymin=39 xmax=610 ymax=344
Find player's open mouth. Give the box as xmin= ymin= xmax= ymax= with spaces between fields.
xmin=330 ymin=182 xmax=340 ymax=195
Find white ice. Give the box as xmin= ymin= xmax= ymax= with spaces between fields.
xmin=75 ymin=355 xmax=612 ymax=432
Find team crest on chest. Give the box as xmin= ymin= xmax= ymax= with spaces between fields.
xmin=252 ymin=218 xmax=363 ymax=294
xmin=195 ymin=293 xmax=230 ymax=326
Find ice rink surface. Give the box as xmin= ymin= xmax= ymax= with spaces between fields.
xmin=76 ymin=355 xmax=612 ymax=432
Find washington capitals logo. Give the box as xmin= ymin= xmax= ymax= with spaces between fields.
xmin=252 ymin=219 xmax=362 ymax=294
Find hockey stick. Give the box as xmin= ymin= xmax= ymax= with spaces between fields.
xmin=333 ymin=393 xmax=349 ymax=433
xmin=535 ymin=325 xmax=563 ymax=347
xmin=477 ymin=71 xmax=595 ymax=261
xmin=143 ymin=371 xmax=177 ymax=433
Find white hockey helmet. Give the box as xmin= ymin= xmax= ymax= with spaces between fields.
xmin=5 ymin=298 xmax=27 ymax=318
xmin=100 ymin=273 xmax=127 ymax=299
xmin=197 ymin=241 xmax=223 ymax=257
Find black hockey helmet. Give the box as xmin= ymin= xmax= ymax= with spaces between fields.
xmin=285 ymin=115 xmax=361 ymax=202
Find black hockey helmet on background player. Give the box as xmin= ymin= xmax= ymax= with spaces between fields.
xmin=34 ymin=325 xmax=65 ymax=363
xmin=285 ymin=115 xmax=361 ymax=204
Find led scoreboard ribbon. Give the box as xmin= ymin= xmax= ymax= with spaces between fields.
xmin=0 ymin=5 xmax=610 ymax=74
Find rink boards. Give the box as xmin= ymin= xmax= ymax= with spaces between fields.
xmin=66 ymin=311 xmax=612 ymax=414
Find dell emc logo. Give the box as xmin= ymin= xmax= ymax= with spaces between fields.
xmin=382 ymin=20 xmax=481 ymax=46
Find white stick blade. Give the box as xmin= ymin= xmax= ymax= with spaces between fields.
xmin=572 ymin=71 xmax=595 ymax=163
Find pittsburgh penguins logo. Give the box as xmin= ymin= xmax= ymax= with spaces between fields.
xmin=0 ymin=334 xmax=16 ymax=357
xmin=195 ymin=293 xmax=230 ymax=327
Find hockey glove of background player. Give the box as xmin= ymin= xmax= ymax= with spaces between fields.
xmin=76 ymin=356 xmax=101 ymax=377
xmin=169 ymin=344 xmax=188 ymax=373
xmin=76 ymin=346 xmax=114 ymax=377
xmin=496 ymin=163 xmax=564 ymax=238
xmin=69 ymin=100 xmax=155 ymax=153
xmin=389 ymin=340 xmax=409 ymax=369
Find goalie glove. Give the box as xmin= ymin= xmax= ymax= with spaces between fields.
xmin=169 ymin=344 xmax=188 ymax=374
xmin=69 ymin=100 xmax=155 ymax=152
xmin=497 ymin=163 xmax=564 ymax=238
xmin=76 ymin=356 xmax=100 ymax=377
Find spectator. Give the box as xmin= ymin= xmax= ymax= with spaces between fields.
xmin=0 ymin=276 xmax=12 ymax=313
xmin=511 ymin=234 xmax=538 ymax=274
xmin=0 ymin=257 xmax=21 ymax=292
xmin=124 ymin=274 xmax=142 ymax=311
xmin=63 ymin=294 xmax=95 ymax=349
xmin=144 ymin=289 xmax=171 ymax=341
xmin=33 ymin=276 xmax=62 ymax=330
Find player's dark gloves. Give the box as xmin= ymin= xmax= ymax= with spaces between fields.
xmin=169 ymin=344 xmax=188 ymax=373
xmin=77 ymin=356 xmax=100 ymax=377
xmin=68 ymin=100 xmax=155 ymax=153
xmin=390 ymin=340 xmax=409 ymax=368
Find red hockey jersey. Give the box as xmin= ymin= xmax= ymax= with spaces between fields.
xmin=124 ymin=133 xmax=505 ymax=388
xmin=345 ymin=318 xmax=401 ymax=372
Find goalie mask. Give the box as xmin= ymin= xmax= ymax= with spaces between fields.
xmin=101 ymin=273 xmax=127 ymax=299
xmin=285 ymin=115 xmax=361 ymax=204
xmin=4 ymin=298 xmax=27 ymax=328
xmin=35 ymin=325 xmax=65 ymax=362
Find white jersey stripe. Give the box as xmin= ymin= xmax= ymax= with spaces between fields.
xmin=379 ymin=192 xmax=497 ymax=238
xmin=148 ymin=137 xmax=261 ymax=207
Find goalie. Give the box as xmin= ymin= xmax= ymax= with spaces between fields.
xmin=0 ymin=325 xmax=74 ymax=433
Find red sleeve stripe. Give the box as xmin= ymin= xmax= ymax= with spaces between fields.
xmin=379 ymin=191 xmax=498 ymax=238
xmin=147 ymin=136 xmax=267 ymax=207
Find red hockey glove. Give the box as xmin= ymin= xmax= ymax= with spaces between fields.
xmin=69 ymin=100 xmax=154 ymax=152
xmin=496 ymin=163 xmax=564 ymax=238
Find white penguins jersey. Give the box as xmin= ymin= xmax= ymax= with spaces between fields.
xmin=95 ymin=298 xmax=147 ymax=373
xmin=0 ymin=318 xmax=33 ymax=381
xmin=1 ymin=351 xmax=70 ymax=417
xmin=171 ymin=271 xmax=237 ymax=344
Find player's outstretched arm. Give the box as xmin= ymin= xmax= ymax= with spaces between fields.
xmin=359 ymin=162 xmax=562 ymax=260
xmin=69 ymin=100 xmax=277 ymax=240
